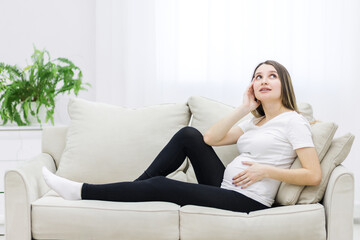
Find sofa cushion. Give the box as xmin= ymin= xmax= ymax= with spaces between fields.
xmin=42 ymin=126 xmax=68 ymax=168
xmin=56 ymin=98 xmax=190 ymax=183
xmin=298 ymin=102 xmax=315 ymax=122
xmin=32 ymin=192 xmax=180 ymax=240
xmin=186 ymin=96 xmax=317 ymax=184
xmin=179 ymin=204 xmax=326 ymax=240
xmin=275 ymin=121 xmax=338 ymax=205
xmin=297 ymin=133 xmax=355 ymax=204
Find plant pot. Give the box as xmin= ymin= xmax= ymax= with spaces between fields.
xmin=26 ymin=102 xmax=47 ymax=126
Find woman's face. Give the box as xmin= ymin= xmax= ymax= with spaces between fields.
xmin=252 ymin=64 xmax=282 ymax=103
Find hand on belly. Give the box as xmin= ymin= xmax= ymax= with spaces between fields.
xmin=225 ymin=160 xmax=268 ymax=189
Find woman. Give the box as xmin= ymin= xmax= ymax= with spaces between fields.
xmin=43 ymin=60 xmax=321 ymax=213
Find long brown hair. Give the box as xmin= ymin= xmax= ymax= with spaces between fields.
xmin=251 ymin=60 xmax=298 ymax=118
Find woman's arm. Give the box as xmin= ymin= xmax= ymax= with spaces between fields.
xmin=267 ymin=147 xmax=322 ymax=186
xmin=203 ymin=106 xmax=248 ymax=146
xmin=203 ymin=82 xmax=260 ymax=146
xmin=233 ymin=147 xmax=322 ymax=188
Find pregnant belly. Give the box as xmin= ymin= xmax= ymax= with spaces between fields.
xmin=222 ymin=155 xmax=250 ymax=186
xmin=221 ymin=155 xmax=281 ymax=207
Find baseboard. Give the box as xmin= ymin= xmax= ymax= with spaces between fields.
xmin=355 ymin=201 xmax=360 ymax=224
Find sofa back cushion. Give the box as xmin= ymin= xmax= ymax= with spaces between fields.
xmin=56 ymin=98 xmax=191 ymax=183
xmin=42 ymin=126 xmax=68 ymax=168
xmin=297 ymin=133 xmax=355 ymax=204
xmin=275 ymin=121 xmax=338 ymax=205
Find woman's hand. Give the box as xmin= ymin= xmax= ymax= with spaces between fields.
xmin=232 ymin=161 xmax=269 ymax=189
xmin=242 ymin=81 xmax=260 ymax=111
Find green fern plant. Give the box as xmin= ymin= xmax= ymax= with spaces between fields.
xmin=0 ymin=47 xmax=90 ymax=126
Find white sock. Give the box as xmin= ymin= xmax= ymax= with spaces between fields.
xmin=42 ymin=167 xmax=83 ymax=200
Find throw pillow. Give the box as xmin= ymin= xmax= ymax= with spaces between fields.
xmin=297 ymin=133 xmax=355 ymax=204
xmin=298 ymin=102 xmax=315 ymax=123
xmin=275 ymin=121 xmax=338 ymax=205
xmin=56 ymin=98 xmax=191 ymax=183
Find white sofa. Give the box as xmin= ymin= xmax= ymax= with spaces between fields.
xmin=5 ymin=96 xmax=355 ymax=240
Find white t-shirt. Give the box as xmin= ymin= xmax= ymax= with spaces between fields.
xmin=220 ymin=111 xmax=314 ymax=207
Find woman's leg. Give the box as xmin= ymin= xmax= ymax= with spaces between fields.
xmin=136 ymin=126 xmax=225 ymax=187
xmin=43 ymin=168 xmax=267 ymax=213
xmin=82 ymin=176 xmax=268 ymax=213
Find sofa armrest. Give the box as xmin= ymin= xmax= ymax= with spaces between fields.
xmin=4 ymin=153 xmax=56 ymax=240
xmin=322 ymin=164 xmax=354 ymax=240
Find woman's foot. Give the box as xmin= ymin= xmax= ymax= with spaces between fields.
xmin=42 ymin=167 xmax=83 ymax=200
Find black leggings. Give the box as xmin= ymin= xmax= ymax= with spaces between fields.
xmin=81 ymin=127 xmax=269 ymax=213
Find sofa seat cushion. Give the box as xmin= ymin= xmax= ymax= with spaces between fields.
xmin=31 ymin=191 xmax=180 ymax=240
xmin=180 ymin=204 xmax=326 ymax=240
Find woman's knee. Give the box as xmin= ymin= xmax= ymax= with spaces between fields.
xmin=176 ymin=126 xmax=203 ymax=141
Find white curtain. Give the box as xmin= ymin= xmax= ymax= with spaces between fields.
xmin=95 ymin=0 xmax=360 ymax=108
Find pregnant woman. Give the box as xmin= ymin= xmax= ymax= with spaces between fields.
xmin=43 ymin=60 xmax=321 ymax=213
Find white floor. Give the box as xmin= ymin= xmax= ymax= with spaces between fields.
xmin=0 ymin=223 xmax=359 ymax=239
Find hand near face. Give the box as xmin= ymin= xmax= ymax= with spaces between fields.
xmin=243 ymin=81 xmax=260 ymax=111
xmin=232 ymin=161 xmax=268 ymax=189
